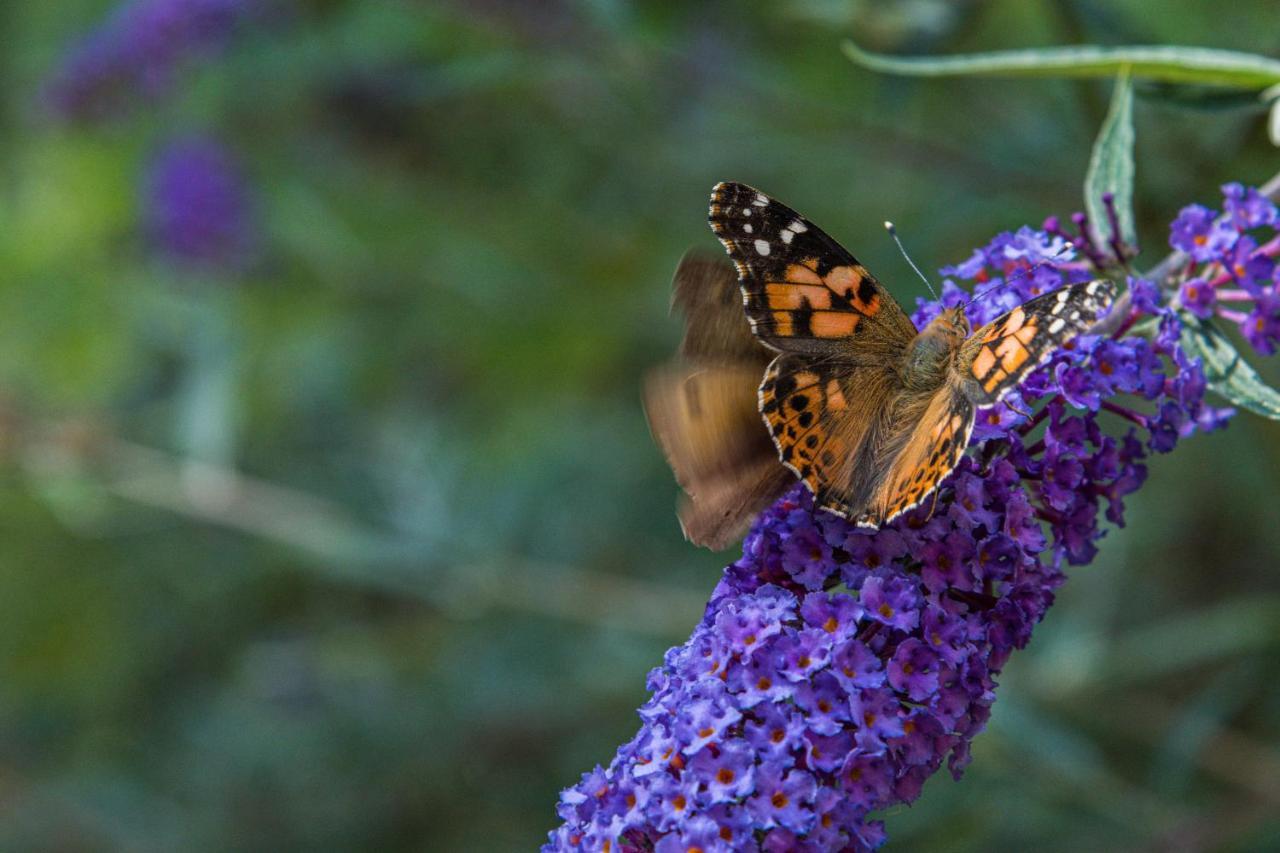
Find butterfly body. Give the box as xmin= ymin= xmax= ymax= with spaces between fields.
xmin=709 ymin=182 xmax=1117 ymax=529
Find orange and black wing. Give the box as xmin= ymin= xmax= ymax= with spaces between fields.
xmin=708 ymin=182 xmax=916 ymax=358
xmin=958 ymin=279 xmax=1117 ymax=405
xmin=856 ymin=386 xmax=974 ymax=528
xmin=850 ymin=279 xmax=1119 ymax=528
xmin=758 ymin=353 xmax=899 ymax=517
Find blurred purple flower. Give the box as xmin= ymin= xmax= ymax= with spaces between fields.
xmin=144 ymin=135 xmax=255 ymax=271
xmin=547 ymin=185 xmax=1280 ymax=851
xmin=45 ymin=0 xmax=256 ymax=123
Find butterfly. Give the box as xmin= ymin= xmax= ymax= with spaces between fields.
xmin=700 ymin=181 xmax=1117 ymax=529
xmin=644 ymin=251 xmax=793 ymax=549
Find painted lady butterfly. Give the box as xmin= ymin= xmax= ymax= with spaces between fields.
xmin=646 ymin=183 xmax=1116 ymax=545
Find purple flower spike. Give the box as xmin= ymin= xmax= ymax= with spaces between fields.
xmin=547 ymin=186 xmax=1280 ymax=852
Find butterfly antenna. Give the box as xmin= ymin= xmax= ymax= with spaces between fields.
xmin=884 ymin=221 xmax=938 ymax=300
xmin=961 ymin=239 xmax=1077 ymax=309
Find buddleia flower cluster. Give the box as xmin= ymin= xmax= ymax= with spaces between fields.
xmin=44 ymin=0 xmax=256 ymax=124
xmin=546 ymin=183 xmax=1277 ymax=852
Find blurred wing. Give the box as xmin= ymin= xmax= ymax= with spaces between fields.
xmin=644 ymin=363 xmax=789 ymax=549
xmin=675 ymin=455 xmax=794 ymax=551
xmin=708 ymin=182 xmax=915 ymax=357
xmin=958 ymin=279 xmax=1117 ymax=405
xmin=857 ymin=386 xmax=974 ymax=528
xmin=759 ymin=353 xmax=899 ymax=517
xmin=670 ymin=250 xmax=766 ymax=363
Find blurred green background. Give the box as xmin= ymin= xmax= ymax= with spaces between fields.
xmin=1 ymin=1 xmax=1279 ymax=850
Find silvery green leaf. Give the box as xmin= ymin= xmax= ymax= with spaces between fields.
xmin=842 ymin=41 xmax=1280 ymax=89
xmin=1084 ymin=70 xmax=1136 ymax=248
xmin=1179 ymin=312 xmax=1280 ymax=419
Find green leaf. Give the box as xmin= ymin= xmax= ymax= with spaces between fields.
xmin=1266 ymin=83 xmax=1280 ymax=146
xmin=842 ymin=41 xmax=1280 ymax=89
xmin=1084 ymin=70 xmax=1136 ymax=248
xmin=1179 ymin=312 xmax=1280 ymax=419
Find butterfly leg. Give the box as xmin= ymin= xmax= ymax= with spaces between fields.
xmin=925 ymin=486 xmax=940 ymax=523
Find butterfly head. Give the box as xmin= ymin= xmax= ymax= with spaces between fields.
xmin=928 ymin=305 xmax=971 ymax=340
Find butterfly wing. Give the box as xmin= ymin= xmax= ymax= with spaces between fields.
xmin=959 ymin=279 xmax=1117 ymax=404
xmin=644 ymin=252 xmax=790 ymax=549
xmin=758 ymin=353 xmax=900 ymax=518
xmin=670 ymin=250 xmax=765 ymax=363
xmin=645 ymin=363 xmax=792 ymax=549
xmin=856 ymin=386 xmax=974 ymax=527
xmin=708 ymin=182 xmax=916 ymax=358
xmin=856 ymin=279 xmax=1119 ymax=527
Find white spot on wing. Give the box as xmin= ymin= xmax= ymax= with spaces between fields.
xmin=755 ymin=239 xmax=771 ymax=256
xmin=781 ymin=230 xmax=794 ymax=244
xmin=744 ymin=223 xmax=753 ymax=234
xmin=1048 ymin=318 xmax=1066 ymax=333
xmin=753 ymin=194 xmax=768 ymax=207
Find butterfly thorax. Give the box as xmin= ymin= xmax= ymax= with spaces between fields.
xmin=900 ymin=307 xmax=970 ymax=391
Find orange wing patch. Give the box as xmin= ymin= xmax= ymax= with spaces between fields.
xmin=750 ymin=259 xmax=882 ymax=341
xmin=971 ymin=310 xmax=1041 ymax=393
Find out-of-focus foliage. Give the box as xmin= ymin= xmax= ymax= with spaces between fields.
xmin=0 ymin=1 xmax=1277 ymax=850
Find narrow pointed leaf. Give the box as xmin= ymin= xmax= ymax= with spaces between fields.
xmin=1084 ymin=71 xmax=1136 ymax=247
xmin=842 ymin=41 xmax=1280 ymax=89
xmin=1179 ymin=312 xmax=1280 ymax=419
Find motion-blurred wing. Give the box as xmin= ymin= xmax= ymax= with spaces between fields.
xmin=644 ymin=364 xmax=789 ymax=549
